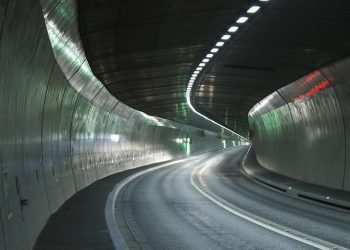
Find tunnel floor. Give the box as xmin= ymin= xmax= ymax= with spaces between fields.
xmin=34 ymin=148 xmax=350 ymax=250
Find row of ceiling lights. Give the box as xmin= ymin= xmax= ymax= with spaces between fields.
xmin=185 ymin=0 xmax=270 ymax=139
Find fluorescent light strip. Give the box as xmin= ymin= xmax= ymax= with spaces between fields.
xmin=186 ymin=94 xmax=244 ymax=139
xmin=221 ymin=34 xmax=231 ymax=40
xmin=228 ymin=26 xmax=239 ymax=32
xmin=247 ymin=6 xmax=260 ymax=13
xmin=216 ymin=41 xmax=224 ymax=47
xmin=185 ymin=0 xmax=270 ymax=139
xmin=236 ymin=16 xmax=249 ymax=23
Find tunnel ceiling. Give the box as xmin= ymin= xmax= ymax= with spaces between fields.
xmin=78 ymin=0 xmax=350 ymax=136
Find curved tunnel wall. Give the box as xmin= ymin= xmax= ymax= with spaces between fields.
xmin=249 ymin=57 xmax=350 ymax=192
xmin=0 ymin=0 xmax=239 ymax=249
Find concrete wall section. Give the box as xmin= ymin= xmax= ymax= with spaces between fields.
xmin=0 ymin=0 xmax=239 ymax=249
xmin=249 ymin=58 xmax=350 ymax=192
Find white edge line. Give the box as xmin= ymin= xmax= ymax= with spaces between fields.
xmin=190 ymin=163 xmax=346 ymax=250
xmin=105 ymin=158 xmax=189 ymax=250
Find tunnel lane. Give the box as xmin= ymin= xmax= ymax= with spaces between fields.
xmin=34 ymin=147 xmax=350 ymax=249
xmin=193 ymin=149 xmax=350 ymax=249
xmin=114 ymin=147 xmax=350 ymax=250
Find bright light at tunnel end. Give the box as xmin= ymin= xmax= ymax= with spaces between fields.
xmin=185 ymin=0 xmax=270 ymax=140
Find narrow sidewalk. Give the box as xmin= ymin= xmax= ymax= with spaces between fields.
xmin=242 ymin=147 xmax=350 ymax=210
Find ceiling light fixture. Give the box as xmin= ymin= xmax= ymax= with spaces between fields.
xmin=216 ymin=41 xmax=224 ymax=47
xmin=185 ymin=0 xmax=269 ymax=139
xmin=221 ymin=34 xmax=231 ymax=40
xmin=228 ymin=26 xmax=239 ymax=32
xmin=236 ymin=16 xmax=248 ymax=23
xmin=247 ymin=6 xmax=260 ymax=13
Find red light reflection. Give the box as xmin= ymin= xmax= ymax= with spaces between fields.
xmin=292 ymin=71 xmax=321 ymax=94
xmin=293 ymin=79 xmax=330 ymax=102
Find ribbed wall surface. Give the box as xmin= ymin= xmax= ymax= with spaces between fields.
xmin=249 ymin=57 xmax=350 ymax=192
xmin=0 ymin=0 xmax=238 ymax=249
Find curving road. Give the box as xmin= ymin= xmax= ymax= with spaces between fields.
xmin=114 ymin=147 xmax=350 ymax=250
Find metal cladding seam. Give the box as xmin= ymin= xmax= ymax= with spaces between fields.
xmin=0 ymin=0 xmax=239 ymax=249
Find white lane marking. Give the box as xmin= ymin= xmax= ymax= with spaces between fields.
xmin=191 ymin=162 xmax=349 ymax=250
xmin=105 ymin=157 xmax=201 ymax=250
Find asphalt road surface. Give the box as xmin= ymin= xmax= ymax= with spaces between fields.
xmin=114 ymin=147 xmax=350 ymax=250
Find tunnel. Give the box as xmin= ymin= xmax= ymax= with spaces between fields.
xmin=1 ymin=0 xmax=350 ymax=249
